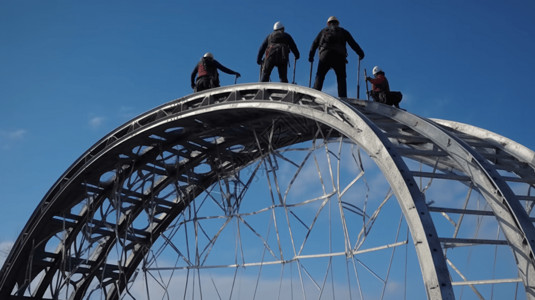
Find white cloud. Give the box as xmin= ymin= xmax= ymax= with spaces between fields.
xmin=0 ymin=241 xmax=14 ymax=267
xmin=119 ymin=106 xmax=137 ymax=120
xmin=122 ymin=268 xmax=365 ymax=300
xmin=0 ymin=129 xmax=27 ymax=140
xmin=322 ymin=83 xmax=338 ymax=97
xmin=88 ymin=116 xmax=105 ymax=129
xmin=7 ymin=129 xmax=26 ymax=139
xmin=0 ymin=129 xmax=27 ymax=149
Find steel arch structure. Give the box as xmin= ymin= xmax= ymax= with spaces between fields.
xmin=1 ymin=83 xmax=535 ymax=299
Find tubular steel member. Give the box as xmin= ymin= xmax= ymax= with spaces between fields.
xmin=357 ymin=59 xmax=361 ymax=99
xmin=308 ymin=61 xmax=313 ymax=87
xmin=292 ymin=56 xmax=297 ymax=84
xmin=364 ymin=68 xmax=370 ymax=100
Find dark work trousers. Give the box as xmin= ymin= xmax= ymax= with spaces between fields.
xmin=313 ymin=51 xmax=347 ymax=97
xmin=261 ymin=55 xmax=289 ymax=83
xmin=196 ymin=76 xmax=218 ymax=92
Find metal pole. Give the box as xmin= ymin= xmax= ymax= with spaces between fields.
xmin=364 ymin=68 xmax=370 ymax=101
xmin=292 ymin=57 xmax=297 ymax=84
xmin=357 ymin=59 xmax=361 ymax=99
xmin=308 ymin=62 xmax=313 ymax=88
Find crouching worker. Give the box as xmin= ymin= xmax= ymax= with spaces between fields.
xmin=366 ymin=66 xmax=402 ymax=108
xmin=191 ymin=52 xmax=241 ymax=92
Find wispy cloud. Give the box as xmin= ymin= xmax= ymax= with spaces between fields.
xmin=124 ymin=267 xmax=365 ymax=299
xmin=119 ymin=106 xmax=138 ymax=120
xmin=88 ymin=116 xmax=105 ymax=129
xmin=0 ymin=129 xmax=27 ymax=140
xmin=322 ymin=83 xmax=338 ymax=97
xmin=0 ymin=241 xmax=14 ymax=267
xmin=86 ymin=106 xmax=140 ymax=132
xmin=0 ymin=129 xmax=27 ymax=150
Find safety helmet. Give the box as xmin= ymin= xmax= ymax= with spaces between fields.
xmin=273 ymin=21 xmax=284 ymax=31
xmin=327 ymin=16 xmax=339 ymax=24
xmin=372 ymin=66 xmax=382 ymax=75
xmin=203 ymin=52 xmax=214 ymax=59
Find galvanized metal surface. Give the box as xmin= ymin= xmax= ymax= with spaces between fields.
xmin=1 ymin=83 xmax=534 ymax=299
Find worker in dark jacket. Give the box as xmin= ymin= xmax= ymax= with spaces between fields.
xmin=257 ymin=21 xmax=300 ymax=83
xmin=309 ymin=16 xmax=365 ymax=98
xmin=191 ymin=52 xmax=241 ymax=92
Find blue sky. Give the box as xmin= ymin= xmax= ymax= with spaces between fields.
xmin=1 ymin=0 xmax=534 ymax=270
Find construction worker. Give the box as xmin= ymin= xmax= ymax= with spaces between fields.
xmin=308 ymin=16 xmax=365 ymax=98
xmin=366 ymin=66 xmax=402 ymax=108
xmin=257 ymin=21 xmax=300 ymax=83
xmin=191 ymin=52 xmax=241 ymax=92
xmin=366 ymin=66 xmax=390 ymax=103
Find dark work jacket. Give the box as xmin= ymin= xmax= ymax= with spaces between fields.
xmin=257 ymin=30 xmax=300 ymax=63
xmin=309 ymin=25 xmax=364 ymax=60
xmin=191 ymin=58 xmax=238 ymax=87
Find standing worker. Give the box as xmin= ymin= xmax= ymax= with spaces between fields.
xmin=257 ymin=21 xmax=300 ymax=83
xmin=308 ymin=16 xmax=365 ymax=98
xmin=191 ymin=52 xmax=241 ymax=92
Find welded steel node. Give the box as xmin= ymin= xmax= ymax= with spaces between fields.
xmin=1 ymin=83 xmax=535 ymax=300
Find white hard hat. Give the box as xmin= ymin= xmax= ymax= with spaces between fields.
xmin=273 ymin=21 xmax=284 ymax=31
xmin=203 ymin=52 xmax=214 ymax=59
xmin=327 ymin=16 xmax=339 ymax=24
xmin=372 ymin=66 xmax=382 ymax=75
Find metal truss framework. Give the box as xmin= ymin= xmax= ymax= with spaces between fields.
xmin=1 ymin=83 xmax=535 ymax=299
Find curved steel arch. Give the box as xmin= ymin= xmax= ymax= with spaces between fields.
xmin=1 ymin=83 xmax=534 ymax=299
xmin=354 ymin=102 xmax=535 ymax=298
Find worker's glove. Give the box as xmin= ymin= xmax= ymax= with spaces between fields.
xmin=257 ymin=59 xmax=263 ymax=65
xmin=308 ymin=57 xmax=314 ymax=63
xmin=359 ymin=54 xmax=365 ymax=60
xmin=191 ymin=83 xmax=196 ymax=90
xmin=235 ymin=73 xmax=241 ymax=78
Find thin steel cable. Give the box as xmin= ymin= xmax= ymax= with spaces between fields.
xmin=380 ymin=212 xmax=404 ymax=300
